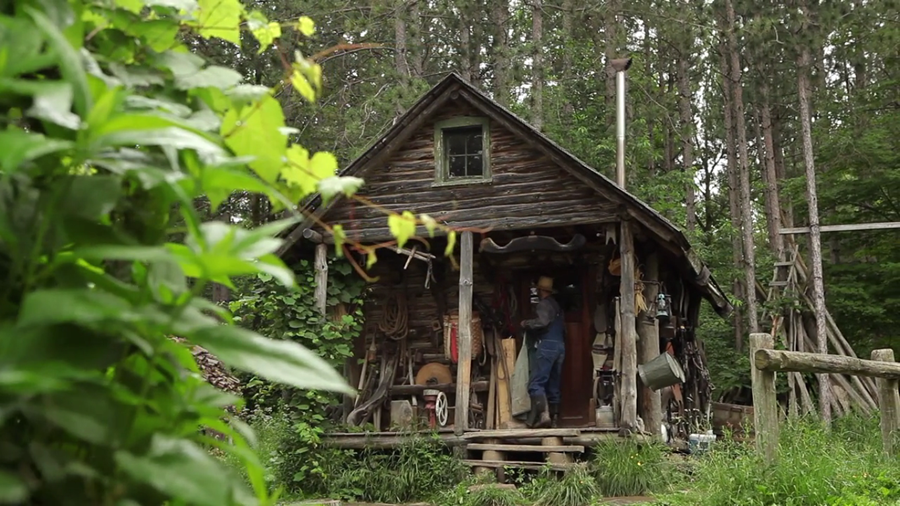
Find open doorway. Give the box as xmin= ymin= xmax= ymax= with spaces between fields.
xmin=518 ymin=265 xmax=594 ymax=427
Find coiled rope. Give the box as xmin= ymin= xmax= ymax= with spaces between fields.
xmin=379 ymin=291 xmax=409 ymax=340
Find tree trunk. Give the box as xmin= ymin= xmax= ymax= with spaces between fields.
xmin=459 ymin=17 xmax=472 ymax=82
xmin=771 ymin=112 xmax=793 ymax=228
xmin=676 ymin=56 xmax=696 ymax=233
xmin=394 ymin=0 xmax=410 ymax=116
xmin=719 ymin=41 xmax=744 ymax=351
xmin=491 ymin=0 xmax=509 ymax=106
xmin=561 ymin=0 xmax=574 ymax=119
xmin=531 ymin=0 xmax=543 ymax=131
xmin=603 ymin=0 xmax=619 ymax=127
xmin=410 ymin=0 xmax=425 ymax=77
xmin=725 ymin=0 xmax=759 ymax=335
xmin=760 ymin=82 xmax=784 ymax=260
xmin=798 ymin=41 xmax=832 ymax=424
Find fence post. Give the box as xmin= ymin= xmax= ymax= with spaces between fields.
xmin=750 ymin=333 xmax=778 ymax=463
xmin=871 ymin=349 xmax=899 ymax=457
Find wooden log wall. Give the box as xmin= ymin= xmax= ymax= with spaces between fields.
xmin=315 ymin=101 xmax=619 ymax=243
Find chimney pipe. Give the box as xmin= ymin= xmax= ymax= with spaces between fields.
xmin=610 ymin=57 xmax=632 ymax=189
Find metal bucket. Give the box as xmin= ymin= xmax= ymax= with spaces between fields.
xmin=638 ymin=352 xmax=685 ymax=391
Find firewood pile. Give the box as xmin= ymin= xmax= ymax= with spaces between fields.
xmin=169 ymin=336 xmax=241 ymax=396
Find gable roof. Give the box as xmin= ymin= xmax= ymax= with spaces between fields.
xmin=278 ymin=73 xmax=732 ymax=317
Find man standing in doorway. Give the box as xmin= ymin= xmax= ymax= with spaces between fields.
xmin=521 ymin=276 xmax=566 ymax=428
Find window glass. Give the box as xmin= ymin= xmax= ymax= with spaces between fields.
xmin=444 ymin=126 xmax=483 ymax=178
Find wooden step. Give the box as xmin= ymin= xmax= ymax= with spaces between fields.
xmin=774 ymin=262 xmax=794 ymax=267
xmin=468 ymin=443 xmax=585 ymax=453
xmin=462 ymin=428 xmax=580 ymax=440
xmin=463 ymin=459 xmax=572 ymax=471
xmin=769 ymin=281 xmax=788 ymax=287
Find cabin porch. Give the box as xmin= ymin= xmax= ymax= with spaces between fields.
xmin=323 ymin=221 xmax=713 ymax=450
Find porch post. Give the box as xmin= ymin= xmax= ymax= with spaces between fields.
xmin=619 ymin=220 xmax=638 ymax=431
xmin=637 ymin=252 xmax=661 ymax=435
xmin=455 ymin=231 xmax=474 ymax=434
xmin=314 ymin=243 xmax=328 ymax=315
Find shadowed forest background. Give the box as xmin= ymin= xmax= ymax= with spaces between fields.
xmin=202 ymin=0 xmax=899 ymax=399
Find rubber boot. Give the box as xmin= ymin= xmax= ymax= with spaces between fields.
xmin=549 ymin=403 xmax=560 ymax=428
xmin=534 ymin=395 xmax=552 ymax=428
xmin=526 ymin=395 xmax=542 ymax=428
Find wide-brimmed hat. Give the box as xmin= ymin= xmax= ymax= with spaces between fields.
xmin=537 ymin=276 xmax=555 ymax=293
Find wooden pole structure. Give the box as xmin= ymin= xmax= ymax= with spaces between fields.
xmin=754 ymin=349 xmax=900 ymax=380
xmin=871 ymin=349 xmax=899 ymax=457
xmin=619 ymin=220 xmax=638 ymax=431
xmin=750 ymin=333 xmax=778 ymax=463
xmin=455 ymin=231 xmax=474 ymax=435
xmin=637 ymin=252 xmax=661 ymax=435
xmin=314 ymin=243 xmax=328 ymax=315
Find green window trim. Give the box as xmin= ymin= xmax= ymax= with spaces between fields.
xmin=433 ymin=116 xmax=492 ymax=187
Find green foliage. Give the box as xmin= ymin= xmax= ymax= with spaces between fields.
xmin=230 ymin=260 xmax=365 ymax=416
xmin=0 ymin=0 xmax=368 ymax=504
xmin=531 ymin=464 xmax=600 ymax=506
xmin=654 ymin=414 xmax=900 ymax=506
xmin=285 ymin=433 xmax=469 ymax=502
xmin=435 ymin=475 xmax=526 ymax=506
xmin=591 ymin=439 xmax=672 ymax=498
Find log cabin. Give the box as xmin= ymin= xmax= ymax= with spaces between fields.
xmin=276 ymin=70 xmax=732 ymax=467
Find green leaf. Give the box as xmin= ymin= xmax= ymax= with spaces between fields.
xmin=96 ymin=127 xmax=227 ymax=159
xmin=189 ymin=325 xmax=352 ymax=393
xmin=420 ymin=214 xmax=437 ymax=237
xmin=0 ymin=471 xmax=28 ymax=504
xmin=332 ymin=224 xmax=346 ymax=257
xmin=194 ymin=0 xmax=244 ymax=46
xmin=221 ymin=95 xmax=287 ymax=183
xmin=24 ymin=6 xmax=92 ymax=119
xmin=40 ymin=386 xmax=117 ymax=445
xmin=115 ymin=435 xmax=234 ymax=506
xmin=296 ymin=16 xmax=315 ymax=36
xmin=388 ymin=211 xmax=416 ymax=249
xmin=0 ymin=129 xmax=73 ymax=171
xmin=0 ymin=79 xmax=81 ymax=129
xmin=445 ymin=230 xmax=457 ymax=257
xmin=175 ymin=65 xmax=243 ymax=91
xmin=145 ymin=0 xmax=198 ymax=9
xmin=16 ymin=289 xmax=149 ymax=329
xmin=58 ymin=175 xmax=122 ymax=221
xmin=318 ymin=175 xmax=362 ymax=204
xmin=122 ymin=19 xmax=179 ymax=52
xmin=247 ymin=10 xmax=281 ymax=53
xmin=201 ymin=168 xmax=279 ymax=210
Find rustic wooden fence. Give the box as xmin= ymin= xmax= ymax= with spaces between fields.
xmin=749 ymin=333 xmax=900 ymax=462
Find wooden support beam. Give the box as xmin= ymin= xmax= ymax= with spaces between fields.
xmin=779 ymin=221 xmax=900 ymax=235
xmin=303 ymin=228 xmax=323 ymax=243
xmin=467 ymin=443 xmax=585 ymax=453
xmin=750 ymin=333 xmax=779 ymax=463
xmin=455 ymin=231 xmax=474 ymax=435
xmin=462 ymin=460 xmax=572 ymax=471
xmin=462 ymin=428 xmax=580 ymax=439
xmin=618 ymin=220 xmax=638 ymax=431
xmin=754 ymin=349 xmax=900 ymax=380
xmin=637 ymin=252 xmax=661 ymax=435
xmin=314 ymin=243 xmax=328 ymax=315
xmin=389 ymin=380 xmax=488 ymax=396
xmin=871 ymin=349 xmax=900 ymax=457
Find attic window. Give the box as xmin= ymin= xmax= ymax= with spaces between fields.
xmin=434 ymin=117 xmax=491 ymax=186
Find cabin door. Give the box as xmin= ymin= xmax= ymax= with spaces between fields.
xmin=519 ymin=266 xmax=593 ymax=427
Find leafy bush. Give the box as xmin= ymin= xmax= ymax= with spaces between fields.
xmin=654 ymin=415 xmax=900 ymax=506
xmin=591 ymin=438 xmax=672 ymax=497
xmin=231 ymin=260 xmax=366 ymax=420
xmin=437 ymin=475 xmax=526 ymax=506
xmin=0 ymin=0 xmax=368 ymax=504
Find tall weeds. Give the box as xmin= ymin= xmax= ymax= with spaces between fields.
xmin=655 ymin=413 xmax=900 ymax=506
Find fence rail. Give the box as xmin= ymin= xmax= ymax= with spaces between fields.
xmin=750 ymin=333 xmax=900 ymax=461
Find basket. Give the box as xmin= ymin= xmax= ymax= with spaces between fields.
xmin=443 ymin=311 xmax=484 ymax=363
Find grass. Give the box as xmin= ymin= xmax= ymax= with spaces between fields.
xmin=223 ymin=410 xmax=899 ymax=506
xmin=652 ymin=413 xmax=900 ymax=506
